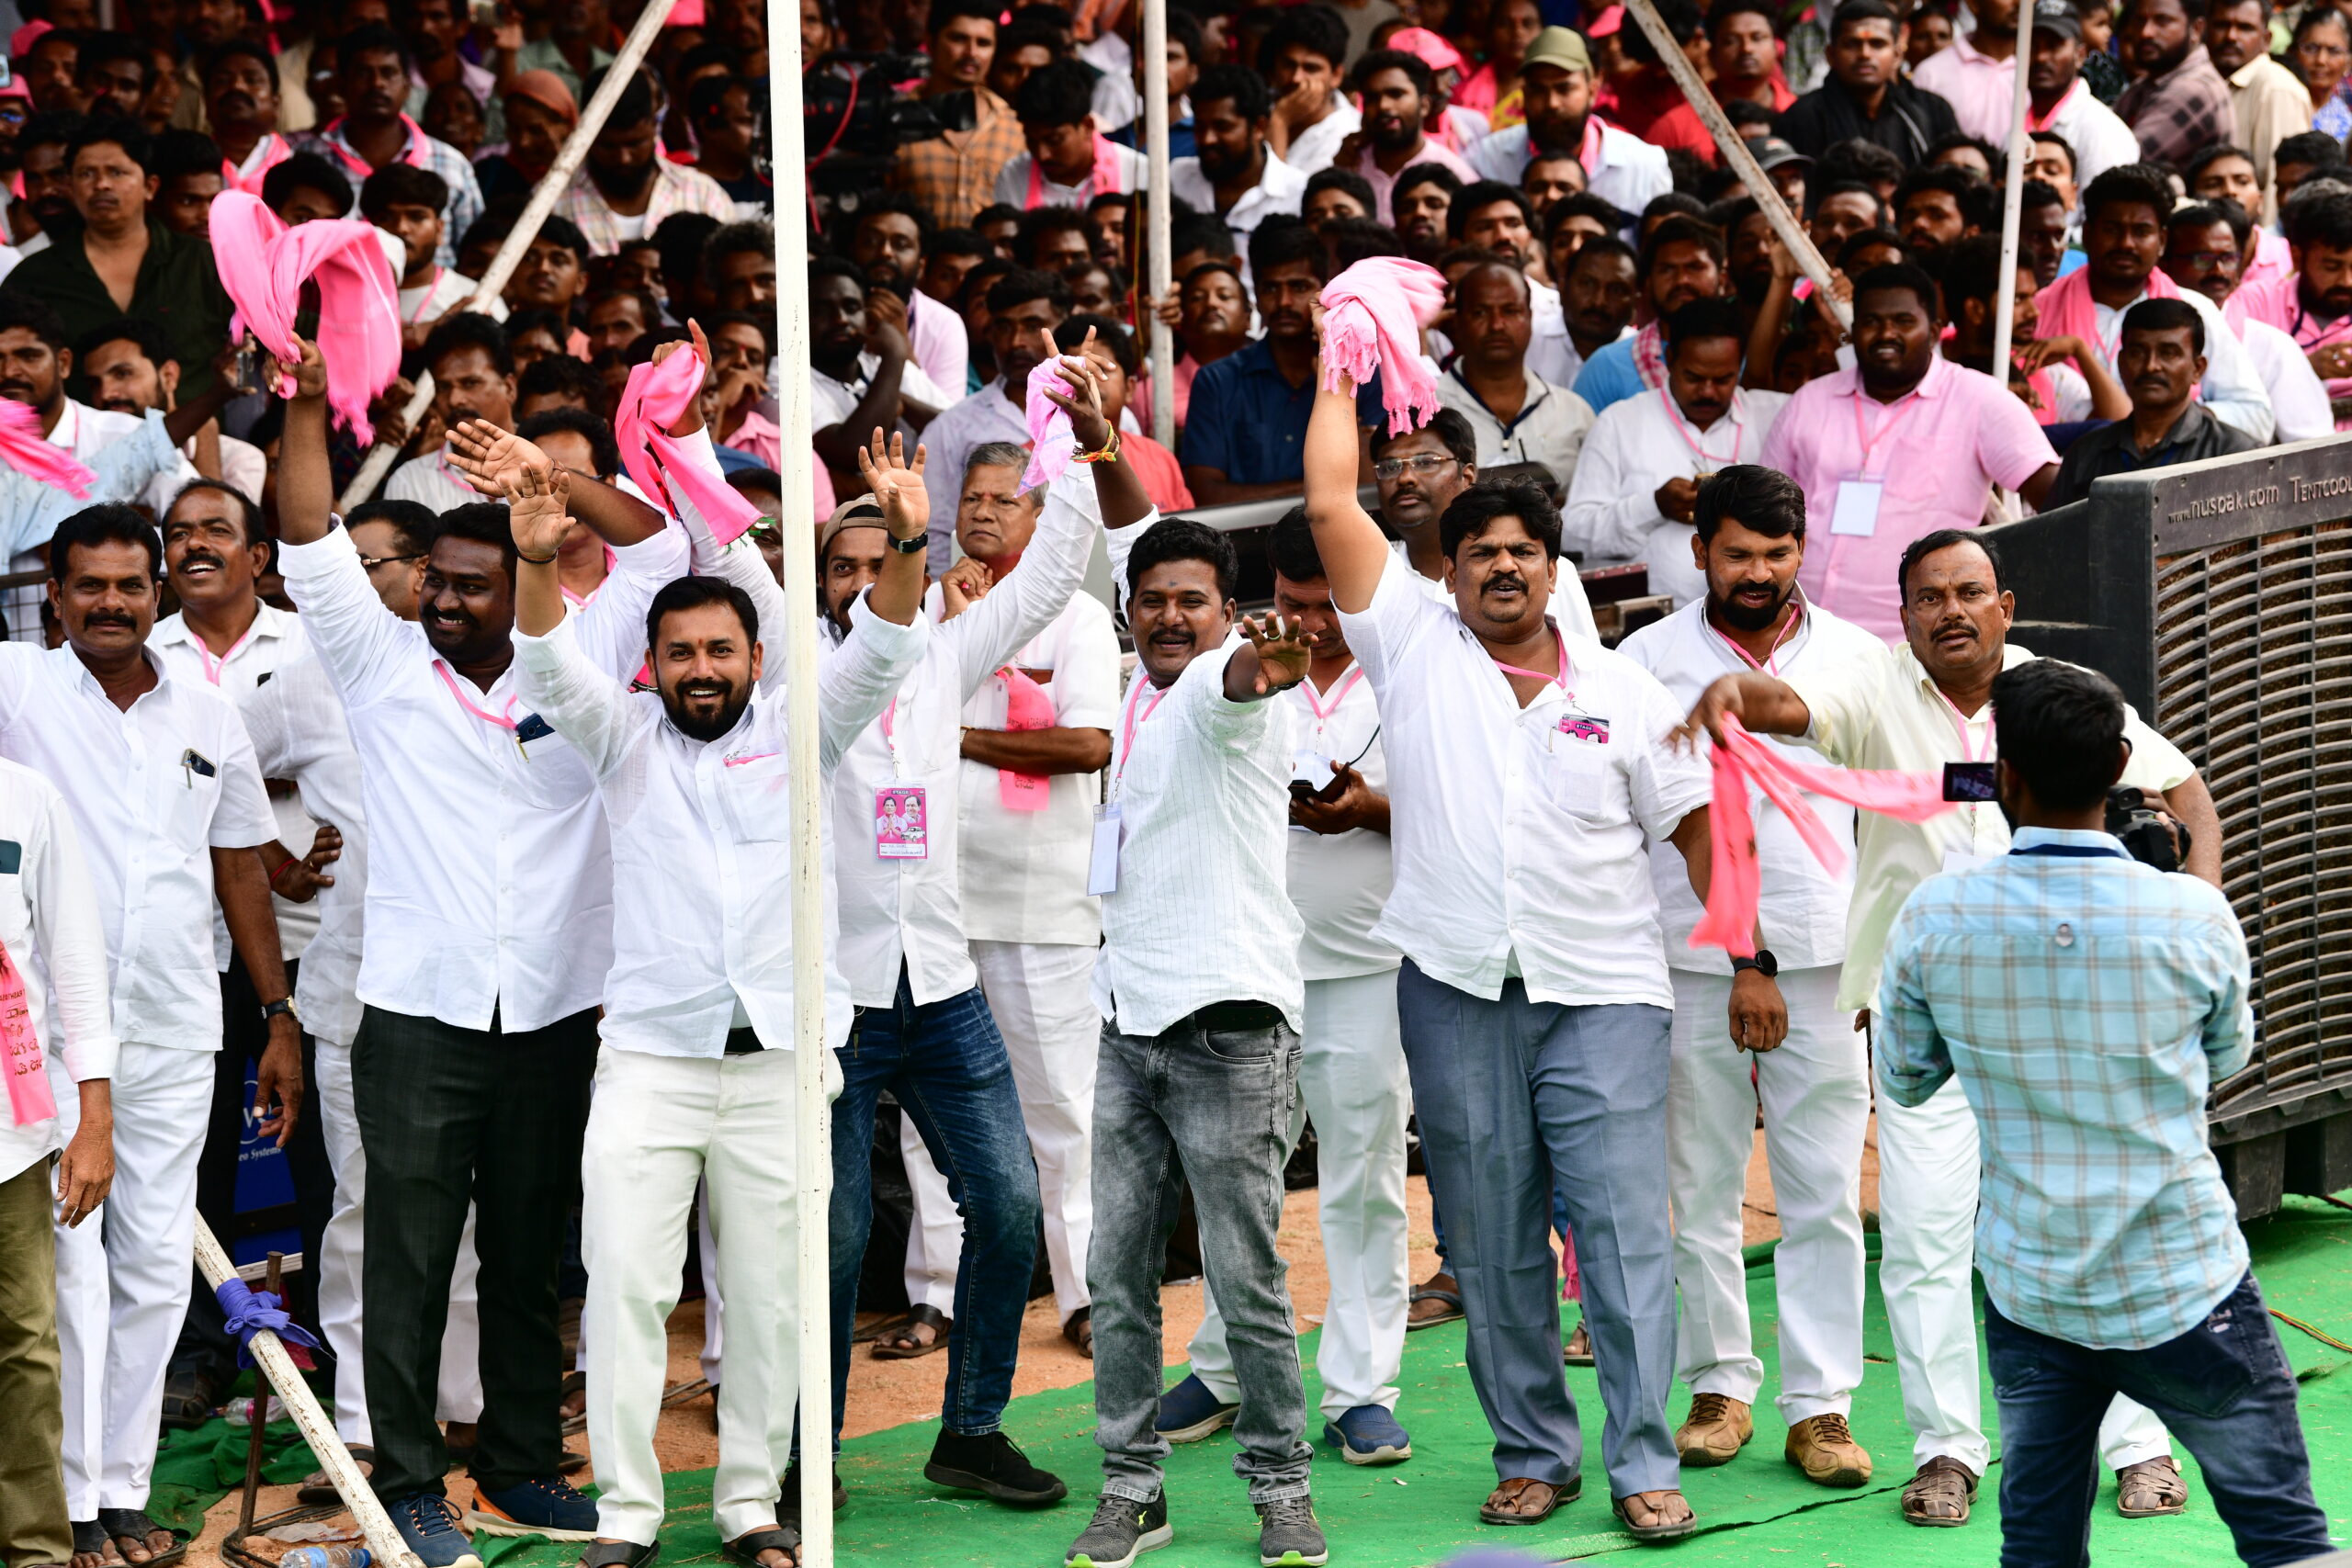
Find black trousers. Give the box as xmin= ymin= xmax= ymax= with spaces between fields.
xmin=353 ymin=1003 xmax=597 ymax=1500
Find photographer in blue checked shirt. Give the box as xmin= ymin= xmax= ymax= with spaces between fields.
xmin=1877 ymin=658 xmax=2334 ymax=1568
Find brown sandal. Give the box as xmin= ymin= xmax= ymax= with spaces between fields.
xmin=1063 ymin=1307 xmax=1093 ymax=1359
xmin=1901 ymin=1456 xmax=1978 ymax=1528
xmin=1611 ymin=1490 xmax=1698 ymax=1542
xmin=1478 ymin=1474 xmax=1578 ymax=1525
xmin=870 ymin=1303 xmax=951 ymax=1359
xmin=2116 ymin=1456 xmax=2188 ymax=1517
xmin=1407 ymin=1271 xmax=1464 ymax=1329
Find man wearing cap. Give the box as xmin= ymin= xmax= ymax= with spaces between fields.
xmin=1773 ymin=0 xmax=1962 ymax=165
xmin=478 ymin=71 xmax=578 ymax=208
xmin=1468 ymin=28 xmax=1671 ymax=220
xmin=2022 ymin=3 xmax=2142 ymax=195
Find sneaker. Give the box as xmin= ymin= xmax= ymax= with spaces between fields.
xmin=1066 ymin=1494 xmax=1171 ymax=1568
xmin=923 ymin=1428 xmax=1068 ymax=1506
xmin=469 ymin=1475 xmax=600 ymax=1540
xmin=1153 ymin=1374 xmax=1238 ymax=1444
xmin=1674 ymin=1393 xmax=1753 ymax=1467
xmin=1783 ymin=1413 xmax=1872 ymax=1488
xmin=388 ymin=1493 xmax=484 ymax=1568
xmin=1323 ymin=1404 xmax=1411 ymax=1466
xmin=1254 ymin=1496 xmax=1328 ymax=1567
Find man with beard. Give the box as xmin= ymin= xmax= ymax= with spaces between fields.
xmin=2157 ymin=201 xmax=2333 ymax=440
xmin=1807 ymin=180 xmax=1889 ymax=256
xmin=1436 ymin=262 xmax=1596 ymax=492
xmin=1761 ymin=264 xmax=2059 ymax=639
xmin=295 ymin=26 xmax=480 ymax=269
xmin=848 ymin=194 xmax=968 ymax=410
xmin=2044 ymin=299 xmax=2257 ymax=506
xmin=1892 ymin=164 xmax=1981 ymax=260
xmin=2229 ymin=186 xmax=2352 ymax=428
xmin=388 ymin=314 xmax=526 ymax=516
xmin=1573 ymin=216 xmax=1728 ymax=414
xmin=807 ymin=259 xmax=952 ymax=498
xmin=1773 ymin=0 xmax=1962 ymax=166
xmin=275 ymin=333 xmax=686 ymax=1568
xmin=1676 ymin=528 xmax=2217 ymax=1528
xmin=1617 ymin=465 xmax=1882 ymax=1492
xmin=920 ymin=267 xmax=1067 ymax=565
xmin=1340 ymin=51 xmax=1477 ymax=224
xmin=1391 ymin=163 xmax=1464 ymax=259
xmin=1937 ymin=232 xmax=2132 ymax=426
xmin=1549 ymin=232 xmax=1636 ymax=389
xmin=557 ymin=65 xmax=729 ymax=256
xmin=78 ymin=320 xmax=265 ymax=504
xmin=476 ymin=72 xmax=576 ymax=209
xmin=2033 ymin=164 xmax=2272 ymax=443
xmin=74 ymin=35 xmax=153 ymax=125
xmin=403 ymin=0 xmax=499 ymax=141
xmin=2021 ymin=6 xmax=2138 ymax=198
xmin=1303 ymin=333 xmax=1775 ymax=1549
xmin=2 ymin=504 xmax=289 ymax=1568
xmin=2112 ymin=0 xmax=2233 ymax=166
xmin=1467 ymin=28 xmax=1672 ymax=220
xmin=1170 ymin=65 xmax=1309 ymax=250
xmin=7 ymin=112 xmax=81 ymax=256
xmin=1566 ymin=300 xmax=1785 ymax=610
xmin=2207 ymin=0 xmax=2309 ymax=200
xmin=507 ymin=405 xmax=927 ymax=1568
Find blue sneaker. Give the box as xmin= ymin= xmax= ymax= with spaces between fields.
xmin=469 ymin=1475 xmax=600 ymax=1540
xmin=1153 ymin=1374 xmax=1238 ymax=1443
xmin=388 ymin=1493 xmax=483 ymax=1568
xmin=1324 ymin=1404 xmax=1411 ymax=1465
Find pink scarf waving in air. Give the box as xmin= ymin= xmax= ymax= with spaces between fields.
xmin=1318 ymin=257 xmax=1447 ymax=436
xmin=614 ymin=345 xmax=763 ymax=548
xmin=209 ymin=190 xmax=401 ymax=442
xmin=0 ymin=399 xmax=96 ymax=499
xmin=1021 ymin=353 xmax=1093 ymax=493
xmin=1688 ymin=715 xmax=1956 ymax=959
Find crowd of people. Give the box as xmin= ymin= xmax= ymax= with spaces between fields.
xmin=0 ymin=1 xmax=2343 ymax=1567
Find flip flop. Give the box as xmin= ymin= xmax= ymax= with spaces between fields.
xmin=1479 ymin=1475 xmax=1578 ymax=1526
xmin=1407 ymin=1277 xmax=1464 ymax=1330
xmin=869 ymin=1303 xmax=951 ymax=1359
xmin=96 ymin=1509 xmax=187 ymax=1568
xmin=72 ymin=1519 xmax=123 ymax=1568
xmin=581 ymin=1543 xmax=657 ymax=1568
xmin=1611 ymin=1492 xmax=1698 ymax=1542
xmin=720 ymin=1527 xmax=797 ymax=1568
xmin=297 ymin=1446 xmax=374 ymax=1506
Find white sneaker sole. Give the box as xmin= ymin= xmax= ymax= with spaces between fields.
xmin=1157 ymin=1408 xmax=1238 ymax=1444
xmin=1069 ymin=1521 xmax=1173 ymax=1568
xmin=466 ymin=1510 xmax=598 ymax=1542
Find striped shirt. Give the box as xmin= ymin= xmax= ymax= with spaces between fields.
xmin=1878 ymin=827 xmax=2254 ymax=1350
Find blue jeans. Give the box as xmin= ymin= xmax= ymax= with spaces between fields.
xmin=828 ymin=968 xmax=1042 ymax=1438
xmin=1984 ymin=1273 xmax=2333 ymax=1567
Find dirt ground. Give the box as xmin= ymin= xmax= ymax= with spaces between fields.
xmin=193 ymin=1120 xmax=1883 ymax=1555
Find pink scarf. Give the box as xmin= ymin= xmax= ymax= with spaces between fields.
xmin=1025 ymin=132 xmax=1125 ymax=208
xmin=1689 ymin=715 xmax=1955 ymax=959
xmin=209 ymin=191 xmax=400 ymax=441
xmin=2034 ymin=264 xmax=2179 ymax=355
xmin=996 ymin=668 xmax=1057 ymax=809
xmin=1631 ymin=320 xmax=1668 ymax=389
xmin=315 ymin=114 xmax=435 ymax=182
xmin=0 ymin=399 xmax=96 ymax=499
xmin=220 ymin=133 xmax=292 ymax=196
xmin=614 ymin=345 xmax=763 ymax=547
xmin=1319 ymin=257 xmax=1447 ymax=436
xmin=1020 ymin=355 xmax=1087 ymax=491
xmin=2 ymin=939 xmax=54 ymax=1128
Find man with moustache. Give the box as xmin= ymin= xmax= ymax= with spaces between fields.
xmin=848 ymin=193 xmax=969 ymax=407
xmin=1302 ymin=331 xmax=1778 ymax=1544
xmin=555 ymin=65 xmax=731 ymax=257
xmin=1170 ymin=66 xmax=1309 ymax=246
xmin=7 ymin=113 xmax=79 ymax=256
xmin=1548 ymin=234 xmax=1637 ymax=390
xmin=2020 ymin=3 xmax=2140 ymax=197
xmin=1340 ymin=51 xmax=1478 ymax=223
xmin=1617 ymin=466 xmax=1881 ymax=1490
xmin=1573 ymin=216 xmax=1730 ymax=414
xmin=1466 ymin=28 xmax=1671 ymax=219
xmin=1436 ymin=261 xmax=1596 ymax=492
xmin=1566 ymin=300 xmax=1786 ymax=611
xmin=2111 ymin=0 xmax=2233 ymax=167
xmin=2228 ymin=186 xmax=2352 ymax=428
xmin=2156 ymin=202 xmax=2332 ymax=442
xmin=296 ymin=25 xmax=480 ymax=269
xmin=2043 ymin=299 xmax=2256 ymax=506
xmin=1774 ymin=0 xmax=1962 ymax=165
xmin=78 ymin=320 xmax=265 ymax=505
xmin=389 ymin=314 xmax=522 ymax=517
xmin=275 ymin=335 xmax=686 ymax=1568
xmin=1679 ymin=528 xmax=2220 ymax=1526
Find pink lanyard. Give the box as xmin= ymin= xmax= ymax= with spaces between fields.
xmin=434 ymin=660 xmax=519 ymax=731
xmin=1849 ymin=388 xmax=1919 ymax=478
xmin=1658 ymin=386 xmax=1741 ymax=473
xmin=1713 ymin=608 xmax=1800 ymax=677
xmin=1490 ymin=631 xmax=1570 ymax=696
xmin=1935 ymin=685 xmax=1994 ymax=761
xmin=403 ymin=267 xmax=441 ymax=324
xmin=193 ymin=621 xmax=261 ymax=685
xmin=320 ymin=115 xmax=430 ymax=180
xmin=2024 ymin=80 xmax=2076 ymax=134
xmin=1297 ymin=663 xmax=1363 ymax=732
xmin=1577 ymin=115 xmax=1604 ymax=175
xmin=1114 ymin=678 xmax=1168 ymax=784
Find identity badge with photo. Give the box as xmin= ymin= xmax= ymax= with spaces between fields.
xmin=875 ymin=784 xmax=929 ymax=860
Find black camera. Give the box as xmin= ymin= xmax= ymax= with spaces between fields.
xmin=2105 ymin=785 xmax=2188 ymax=874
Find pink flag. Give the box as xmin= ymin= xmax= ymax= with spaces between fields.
xmin=0 ymin=399 xmax=95 ymax=499
xmin=209 ymin=189 xmax=400 ymax=442
xmin=997 ymin=668 xmax=1057 ymax=810
xmin=1318 ymin=257 xmax=1448 ymax=436
xmin=2 ymin=939 xmax=55 ymax=1128
xmin=613 ymin=344 xmax=764 ymax=547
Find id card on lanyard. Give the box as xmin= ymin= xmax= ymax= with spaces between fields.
xmin=1831 ymin=389 xmax=1917 ymax=537
xmin=1091 ymin=677 xmax=1167 ymax=894
xmin=876 ymin=699 xmax=927 ymax=860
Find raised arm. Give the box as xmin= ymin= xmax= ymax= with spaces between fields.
xmin=1035 ymin=330 xmax=1153 ymax=530
xmin=1221 ymin=611 xmax=1314 ymax=705
xmin=506 ymin=463 xmax=639 ymax=777
xmin=855 ymin=428 xmax=933 ymax=629
xmin=1303 ymin=370 xmax=1393 ymax=615
xmin=446 ymin=418 xmax=669 ymax=546
xmin=274 ymin=337 xmax=334 ymax=545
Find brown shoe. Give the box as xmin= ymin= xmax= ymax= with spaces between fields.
xmin=1673 ymin=1392 xmax=1752 ymax=1467
xmin=1901 ymin=1456 xmax=1978 ymax=1527
xmin=1783 ymin=1413 xmax=1872 ymax=1488
xmin=2116 ymin=1456 xmax=2188 ymax=1517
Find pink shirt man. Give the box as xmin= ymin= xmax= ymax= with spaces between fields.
xmin=1759 ymin=354 xmax=2058 ymax=639
xmin=1909 ymin=35 xmax=2017 ymax=144
xmin=2232 ymin=269 xmax=2352 ymax=426
xmin=1347 ymin=137 xmax=1482 ymax=223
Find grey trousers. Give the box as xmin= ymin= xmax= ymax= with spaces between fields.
xmin=1396 ymin=961 xmax=1680 ymax=1498
xmin=1088 ymin=1005 xmax=1313 ymax=1506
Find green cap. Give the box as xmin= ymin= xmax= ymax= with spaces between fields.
xmin=1523 ymin=26 xmax=1593 ymax=75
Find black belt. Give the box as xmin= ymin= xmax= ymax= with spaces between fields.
xmin=724 ymin=1026 xmax=763 ymax=1055
xmin=1182 ymin=1000 xmax=1285 ymax=1033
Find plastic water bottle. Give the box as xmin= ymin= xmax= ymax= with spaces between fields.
xmin=278 ymin=1547 xmax=369 ymax=1568
xmin=221 ymin=1395 xmax=285 ymax=1427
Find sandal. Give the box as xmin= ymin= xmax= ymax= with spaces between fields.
xmin=96 ymin=1509 xmax=186 ymax=1568
xmin=581 ymin=1543 xmax=658 ymax=1568
xmin=1564 ymin=1322 xmax=1594 ymax=1367
xmin=2116 ymin=1456 xmax=2188 ymax=1517
xmin=560 ymin=1371 xmax=588 ymax=1434
xmin=1901 ymin=1456 xmax=1977 ymax=1528
xmin=157 ymin=1371 xmax=217 ymax=1431
xmin=869 ymin=1303 xmax=951 ymax=1359
xmin=780 ymin=1462 xmax=848 ymax=1530
xmin=1407 ymin=1272 xmax=1464 ymax=1330
xmin=1612 ymin=1490 xmax=1698 ymax=1543
xmin=1063 ymin=1308 xmax=1093 ymax=1359
xmin=71 ymin=1519 xmax=124 ymax=1568
xmin=1478 ymin=1474 xmax=1578 ymax=1525
xmin=297 ymin=1446 xmax=373 ymax=1506
xmin=721 ymin=1527 xmax=797 ymax=1568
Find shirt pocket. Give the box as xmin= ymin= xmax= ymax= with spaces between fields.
xmin=167 ymin=756 xmax=226 ymax=844
xmin=1534 ymin=731 xmax=1624 ymax=824
xmin=718 ymin=754 xmax=791 ymax=842
xmin=510 ymin=727 xmax=599 ymax=811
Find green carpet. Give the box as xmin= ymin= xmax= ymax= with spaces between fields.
xmin=192 ymin=1196 xmax=2352 ymax=1566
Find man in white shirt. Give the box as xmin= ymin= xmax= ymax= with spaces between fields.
xmin=1438 ymin=261 xmax=1597 ymax=492
xmin=1070 ymin=486 xmax=1326 ymax=1568
xmin=808 ymin=258 xmax=954 ymax=502
xmin=846 ymin=194 xmax=971 ymax=400
xmin=993 ymin=61 xmax=1149 ymax=209
xmin=1565 ymin=300 xmax=1787 ymax=608
xmin=919 ymin=269 xmax=1070 ymax=568
xmin=2022 ymin=2 xmax=2141 ymax=193
xmin=2159 ymin=200 xmax=2335 ymax=442
xmin=1617 ymin=467 xmax=1880 ymax=1490
xmin=1465 ymin=28 xmax=1671 ymax=220
xmin=6 ymin=506 xmax=291 ymax=1568
xmin=1302 ymin=348 xmax=1781 ymax=1543
xmin=1169 ymin=66 xmax=1309 ymax=243
xmin=506 ymin=413 xmax=928 ymax=1568
xmin=1157 ymin=509 xmax=1416 ymax=1472
xmin=76 ymin=321 xmax=265 ymax=507
xmin=387 ymin=313 xmax=525 ymax=518
xmin=361 ymin=164 xmax=491 ymax=353
xmin=275 ymin=336 xmax=687 ymax=1568
xmin=1261 ymin=5 xmax=1361 ymax=175
xmin=1677 ymin=527 xmax=2220 ymax=1529
xmin=0 ymin=757 xmax=117 ymax=1568
xmin=895 ymin=443 xmax=1120 ymax=1359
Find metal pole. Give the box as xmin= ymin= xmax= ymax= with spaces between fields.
xmin=191 ymin=1220 xmax=423 ymax=1568
xmin=1991 ymin=0 xmax=2033 ymax=377
xmin=335 ymin=0 xmax=684 ymax=512
xmin=763 ymin=7 xmax=835 ymax=1568
xmin=1619 ymin=0 xmax=1849 ymax=331
xmin=1143 ymin=0 xmax=1174 ymax=446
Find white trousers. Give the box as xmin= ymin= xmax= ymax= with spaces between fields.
xmin=312 ymin=1034 xmax=484 ymax=1447
xmin=51 ymin=1042 xmax=212 ymax=1514
xmin=901 ymin=940 xmax=1099 ymax=1320
xmin=1189 ymin=969 xmax=1411 ymax=1421
xmin=581 ymin=1047 xmax=800 ymax=1546
xmin=1668 ymin=964 xmax=1869 ymax=1423
xmin=1875 ymin=1076 xmax=2171 ymax=1472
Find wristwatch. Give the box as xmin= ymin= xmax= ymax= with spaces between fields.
xmin=887 ymin=531 xmax=927 ymax=555
xmin=1731 ymin=950 xmax=1780 ymax=979
xmin=261 ymin=997 xmax=300 ymax=1025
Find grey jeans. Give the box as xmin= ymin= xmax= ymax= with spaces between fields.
xmin=1088 ymin=1003 xmax=1313 ymax=1505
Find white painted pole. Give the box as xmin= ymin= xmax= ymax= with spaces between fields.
xmin=1619 ymin=0 xmax=1850 ymax=331
xmin=336 ymin=0 xmax=684 ymax=512
xmin=1143 ymin=0 xmax=1174 ymax=446
xmin=763 ymin=6 xmax=835 ymax=1568
xmin=1991 ymin=0 xmax=2033 ymax=377
xmin=191 ymin=1220 xmax=424 ymax=1568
